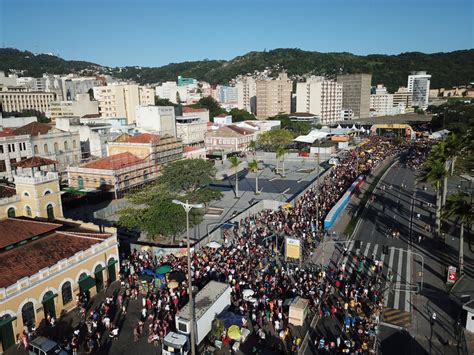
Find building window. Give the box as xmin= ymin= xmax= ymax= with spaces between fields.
xmin=99 ymin=178 xmax=106 ymax=188
xmin=0 ymin=160 xmax=6 ymax=172
xmin=143 ymin=170 xmax=149 ymax=181
xmin=78 ymin=176 xmax=84 ymax=189
xmin=64 ymin=141 xmax=68 ymax=151
xmin=0 ymin=145 xmax=3 ymax=154
xmin=73 ymin=140 xmax=77 ymax=149
xmin=61 ymin=282 xmax=72 ymax=305
xmin=54 ymin=142 xmax=59 ymax=153
xmin=21 ymin=302 xmax=35 ymax=328
xmin=25 ymin=206 xmax=32 ymax=217
xmin=23 ymin=191 xmax=29 ymax=197
xmin=124 ymin=176 xmax=130 ymax=189
xmin=7 ymin=207 xmax=15 ymax=218
xmin=44 ymin=144 xmax=49 ymax=154
xmin=34 ymin=145 xmax=39 ymax=154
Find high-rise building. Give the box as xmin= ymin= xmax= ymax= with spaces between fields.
xmin=407 ymin=71 xmax=431 ymax=109
xmin=135 ymin=106 xmax=177 ymax=137
xmin=93 ymin=85 xmax=154 ymax=123
xmin=50 ymin=93 xmax=99 ymax=121
xmin=236 ymin=76 xmax=257 ymax=114
xmin=216 ymin=85 xmax=238 ymax=104
xmin=296 ymin=76 xmax=343 ymax=124
xmin=0 ymin=87 xmax=56 ymax=116
xmin=337 ymin=74 xmax=372 ymax=119
xmin=62 ymin=76 xmax=104 ymax=101
xmin=256 ymin=73 xmax=292 ymax=119
xmin=369 ymin=84 xmax=394 ymax=117
xmin=393 ymin=87 xmax=414 ymax=113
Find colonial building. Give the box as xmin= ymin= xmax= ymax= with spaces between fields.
xmin=0 ymin=218 xmax=118 ymax=353
xmin=205 ymin=124 xmax=256 ymax=154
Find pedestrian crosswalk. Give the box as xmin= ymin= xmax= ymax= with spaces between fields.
xmin=339 ymin=240 xmax=413 ymax=321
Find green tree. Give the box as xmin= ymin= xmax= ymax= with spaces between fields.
xmin=4 ymin=109 xmax=50 ymax=123
xmin=247 ymin=159 xmax=259 ymax=195
xmin=191 ymin=96 xmax=226 ymax=121
xmin=256 ymin=129 xmax=293 ymax=151
xmin=155 ymin=97 xmax=177 ymax=107
xmin=117 ymin=186 xmax=200 ymax=243
xmin=228 ymin=156 xmax=241 ymax=198
xmin=230 ymin=108 xmax=256 ymax=122
xmin=248 ymin=140 xmax=257 ymax=156
xmin=442 ymin=192 xmax=473 ymax=274
xmin=417 ymin=158 xmax=446 ymax=238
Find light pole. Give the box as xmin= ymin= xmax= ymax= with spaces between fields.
xmin=172 ymin=199 xmax=204 ymax=355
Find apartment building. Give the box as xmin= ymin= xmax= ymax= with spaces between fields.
xmin=337 ymin=74 xmax=372 ymax=119
xmin=407 ymin=71 xmax=431 ymax=109
xmin=93 ymin=84 xmax=154 ymax=123
xmin=216 ymin=85 xmax=238 ymax=105
xmin=369 ymin=84 xmax=394 ymax=117
xmin=393 ymin=87 xmax=414 ymax=113
xmin=0 ymin=133 xmax=32 ymax=179
xmin=176 ymin=115 xmax=207 ymax=146
xmin=62 ymin=76 xmax=105 ymax=100
xmin=49 ymin=93 xmax=99 ymax=121
xmin=0 ymin=87 xmax=56 ymax=116
xmin=256 ymin=73 xmax=292 ymax=119
xmin=135 ymin=106 xmax=176 ymax=137
xmin=236 ymin=76 xmax=257 ymax=114
xmin=156 ymin=81 xmax=188 ymax=104
xmin=296 ymin=76 xmax=343 ymax=124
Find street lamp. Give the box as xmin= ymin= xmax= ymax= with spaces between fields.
xmin=172 ymin=199 xmax=203 ymax=355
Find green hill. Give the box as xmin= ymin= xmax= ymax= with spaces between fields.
xmin=1 ymin=47 xmax=473 ymax=92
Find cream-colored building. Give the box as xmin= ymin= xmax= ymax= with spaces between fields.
xmin=0 ymin=87 xmax=56 ymax=116
xmin=370 ymin=84 xmax=394 ymax=117
xmin=393 ymin=87 xmax=414 ymax=113
xmin=176 ymin=116 xmax=207 ymax=146
xmin=236 ymin=76 xmax=257 ymax=114
xmin=256 ymin=73 xmax=292 ymax=119
xmin=93 ymin=84 xmax=154 ymax=123
xmin=49 ymin=93 xmax=99 ymax=121
xmin=0 ymin=218 xmax=118 ymax=353
xmin=12 ymin=122 xmax=81 ymax=180
xmin=296 ymin=76 xmax=343 ymax=124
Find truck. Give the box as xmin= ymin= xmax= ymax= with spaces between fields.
xmin=162 ymin=281 xmax=231 ymax=355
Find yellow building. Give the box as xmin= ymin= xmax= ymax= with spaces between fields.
xmin=0 ymin=157 xmax=63 ymax=220
xmin=0 ymin=218 xmax=118 ymax=353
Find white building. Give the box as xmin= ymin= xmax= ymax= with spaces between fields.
xmin=155 ymin=81 xmax=188 ymax=104
xmin=93 ymin=84 xmax=155 ymax=123
xmin=176 ymin=115 xmax=207 ymax=146
xmin=216 ymin=85 xmax=238 ymax=104
xmin=182 ymin=107 xmax=210 ymax=122
xmin=370 ymin=85 xmax=394 ymax=117
xmin=0 ymin=87 xmax=56 ymax=116
xmin=62 ymin=76 xmax=104 ymax=101
xmin=407 ymin=71 xmax=431 ymax=109
xmin=0 ymin=115 xmax=37 ymax=128
xmin=236 ymin=76 xmax=257 ymax=114
xmin=49 ymin=93 xmax=99 ymax=121
xmin=393 ymin=87 xmax=414 ymax=113
xmin=296 ymin=76 xmax=343 ymax=124
xmin=214 ymin=114 xmax=232 ymax=125
xmin=135 ymin=106 xmax=177 ymax=137
xmin=0 ymin=133 xmax=32 ymax=179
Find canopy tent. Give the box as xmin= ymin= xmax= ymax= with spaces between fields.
xmin=227 ymin=325 xmax=241 ymax=341
xmin=207 ymin=241 xmax=222 ymax=249
xmin=156 ymin=265 xmax=172 ymax=275
xmin=293 ymin=130 xmax=329 ymax=144
xmin=218 ymin=311 xmax=244 ymax=328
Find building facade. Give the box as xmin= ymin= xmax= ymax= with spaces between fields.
xmin=393 ymin=87 xmax=414 ymax=113
xmin=407 ymin=71 xmax=431 ymax=109
xmin=0 ymin=88 xmax=56 ymax=116
xmin=205 ymin=125 xmax=256 ymax=154
xmin=176 ymin=116 xmax=207 ymax=146
xmin=236 ymin=76 xmax=257 ymax=114
xmin=296 ymin=76 xmax=343 ymax=124
xmin=0 ymin=218 xmax=118 ymax=353
xmin=256 ymin=73 xmax=292 ymax=119
xmin=369 ymin=84 xmax=394 ymax=117
xmin=49 ymin=93 xmax=99 ymax=121
xmin=337 ymin=74 xmax=372 ymax=119
xmin=93 ymin=85 xmax=154 ymax=123
xmin=135 ymin=106 xmax=177 ymax=137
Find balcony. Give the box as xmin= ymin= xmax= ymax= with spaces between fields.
xmin=14 ymin=171 xmax=59 ymax=185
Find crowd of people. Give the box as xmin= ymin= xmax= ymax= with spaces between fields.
xmin=61 ymin=136 xmax=421 ymax=354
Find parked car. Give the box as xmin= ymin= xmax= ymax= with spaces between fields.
xmin=28 ymin=337 xmax=68 ymax=355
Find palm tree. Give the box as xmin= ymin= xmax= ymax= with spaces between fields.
xmin=417 ymin=158 xmax=446 ymax=238
xmin=428 ymin=142 xmax=449 ymax=207
xmin=276 ymin=147 xmax=286 ymax=176
xmin=247 ymin=159 xmax=259 ymax=195
xmin=248 ymin=140 xmax=257 ymax=157
xmin=444 ymin=133 xmax=460 ymax=176
xmin=442 ymin=192 xmax=473 ymax=274
xmin=228 ymin=156 xmax=241 ymax=198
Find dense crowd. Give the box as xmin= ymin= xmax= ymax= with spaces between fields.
xmin=62 ymin=136 xmax=416 ymax=354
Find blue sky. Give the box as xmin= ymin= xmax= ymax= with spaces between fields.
xmin=1 ymin=0 xmax=472 ymax=67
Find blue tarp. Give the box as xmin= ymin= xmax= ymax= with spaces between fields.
xmin=217 ymin=311 xmax=243 ymax=328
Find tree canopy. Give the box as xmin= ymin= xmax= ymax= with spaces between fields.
xmin=154 ymin=97 xmax=177 ymax=107
xmin=269 ymin=113 xmax=311 ymax=137
xmin=3 ymin=109 xmax=50 ymax=123
xmin=190 ymin=96 xmax=226 ymax=121
xmin=257 ymin=129 xmax=294 ymax=151
xmin=230 ymin=108 xmax=256 ymax=122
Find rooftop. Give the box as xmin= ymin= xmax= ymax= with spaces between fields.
xmin=81 ymin=114 xmax=101 ymax=119
xmin=81 ymin=152 xmax=144 ymax=170
xmin=0 ymin=231 xmax=107 ymax=288
xmin=14 ymin=156 xmax=56 ymax=169
xmin=182 ymin=107 xmax=208 ymax=113
xmin=0 ymin=218 xmax=62 ymax=250
xmin=177 ymin=281 xmax=230 ymax=320
xmin=12 ymin=122 xmax=52 ymax=136
xmin=114 ymin=132 xmax=160 ymax=144
xmin=207 ymin=125 xmax=255 ymax=138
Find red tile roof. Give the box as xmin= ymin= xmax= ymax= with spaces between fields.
xmin=12 ymin=122 xmax=52 ymax=136
xmin=0 ymin=128 xmax=14 ymax=137
xmin=0 ymin=232 xmax=103 ymax=288
xmin=121 ymin=133 xmax=160 ymax=144
xmin=14 ymin=156 xmax=56 ymax=169
xmin=81 ymin=152 xmax=144 ymax=170
xmin=0 ymin=218 xmax=62 ymax=249
xmin=182 ymin=107 xmax=208 ymax=113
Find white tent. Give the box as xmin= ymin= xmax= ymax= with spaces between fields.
xmin=294 ymin=130 xmax=329 ymax=143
